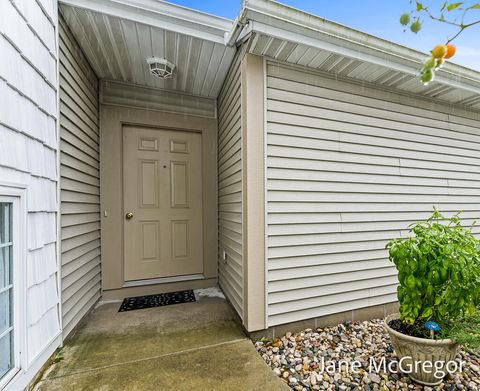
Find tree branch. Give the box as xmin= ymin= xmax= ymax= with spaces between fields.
xmin=446 ymin=19 xmax=480 ymax=44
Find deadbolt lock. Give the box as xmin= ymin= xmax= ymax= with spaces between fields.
xmin=125 ymin=212 xmax=134 ymax=220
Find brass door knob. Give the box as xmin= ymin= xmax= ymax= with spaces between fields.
xmin=125 ymin=212 xmax=134 ymax=220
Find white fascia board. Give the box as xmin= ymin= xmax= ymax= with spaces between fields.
xmin=243 ymin=0 xmax=480 ymax=94
xmin=59 ymin=0 xmax=234 ymax=44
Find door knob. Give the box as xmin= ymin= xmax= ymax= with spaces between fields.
xmin=125 ymin=212 xmax=134 ymax=220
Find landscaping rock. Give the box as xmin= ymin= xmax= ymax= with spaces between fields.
xmin=254 ymin=318 xmax=480 ymax=391
xmin=369 ymin=373 xmax=381 ymax=384
xmin=470 ymin=364 xmax=480 ymax=373
xmin=468 ymin=381 xmax=478 ymax=391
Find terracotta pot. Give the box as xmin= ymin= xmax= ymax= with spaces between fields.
xmin=385 ymin=313 xmax=459 ymax=386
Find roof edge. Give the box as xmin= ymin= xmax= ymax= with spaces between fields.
xmin=242 ymin=0 xmax=480 ymax=88
xmin=59 ymin=0 xmax=235 ymax=43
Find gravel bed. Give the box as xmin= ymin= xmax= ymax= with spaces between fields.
xmin=255 ymin=319 xmax=479 ymax=391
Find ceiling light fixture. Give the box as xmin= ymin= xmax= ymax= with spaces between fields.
xmin=146 ymin=57 xmax=175 ymax=79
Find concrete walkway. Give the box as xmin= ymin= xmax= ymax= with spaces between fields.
xmin=34 ymin=290 xmax=288 ymax=391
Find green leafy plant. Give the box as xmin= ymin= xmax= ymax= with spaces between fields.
xmin=441 ymin=308 xmax=480 ymax=351
xmin=386 ymin=208 xmax=480 ymax=325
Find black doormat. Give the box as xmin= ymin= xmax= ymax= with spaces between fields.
xmin=118 ymin=289 xmax=196 ymax=312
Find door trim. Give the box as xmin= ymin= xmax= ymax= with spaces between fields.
xmin=100 ymin=105 xmax=218 ymax=294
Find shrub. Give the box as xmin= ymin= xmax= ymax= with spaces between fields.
xmin=386 ymin=208 xmax=480 ymax=325
xmin=441 ymin=308 xmax=480 ymax=352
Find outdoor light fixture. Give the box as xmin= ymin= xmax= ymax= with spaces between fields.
xmin=146 ymin=57 xmax=175 ymax=79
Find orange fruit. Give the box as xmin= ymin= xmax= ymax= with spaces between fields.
xmin=431 ymin=45 xmax=447 ymax=59
xmin=444 ymin=44 xmax=456 ymax=59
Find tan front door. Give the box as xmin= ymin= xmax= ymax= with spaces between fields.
xmin=123 ymin=126 xmax=203 ymax=281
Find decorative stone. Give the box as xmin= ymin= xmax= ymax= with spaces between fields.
xmin=467 ymin=381 xmax=478 ymax=390
xmin=369 ymin=373 xmax=381 ymax=384
xmin=288 ymin=376 xmax=298 ymax=385
xmin=254 ymin=318 xmax=476 ymax=391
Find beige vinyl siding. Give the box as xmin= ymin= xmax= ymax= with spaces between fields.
xmin=217 ymin=47 xmax=244 ymax=319
xmin=266 ymin=61 xmax=480 ymax=326
xmin=59 ymin=15 xmax=101 ymax=338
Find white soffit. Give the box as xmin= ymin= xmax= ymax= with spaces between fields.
xmin=243 ymin=0 xmax=480 ymax=110
xmin=59 ymin=0 xmax=236 ymax=97
xmin=59 ymin=0 xmax=480 ymax=107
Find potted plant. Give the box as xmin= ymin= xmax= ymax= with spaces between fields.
xmin=385 ymin=208 xmax=480 ymax=385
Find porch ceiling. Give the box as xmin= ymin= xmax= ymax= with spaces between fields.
xmin=59 ymin=1 xmax=236 ymax=98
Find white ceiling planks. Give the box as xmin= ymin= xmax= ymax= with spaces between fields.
xmin=60 ymin=5 xmax=235 ymax=98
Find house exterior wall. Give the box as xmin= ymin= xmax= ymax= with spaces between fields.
xmin=0 ymin=0 xmax=61 ymax=388
xmin=59 ymin=14 xmax=101 ymax=339
xmin=265 ymin=61 xmax=480 ymax=327
xmin=217 ymin=46 xmax=244 ymax=320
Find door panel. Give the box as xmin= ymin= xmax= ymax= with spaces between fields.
xmin=140 ymin=221 xmax=160 ymax=260
xmin=170 ymin=161 xmax=189 ymax=208
xmin=171 ymin=220 xmax=189 ymax=259
xmin=123 ymin=126 xmax=203 ymax=281
xmin=139 ymin=160 xmax=159 ymax=207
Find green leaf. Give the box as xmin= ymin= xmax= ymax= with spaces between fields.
xmin=416 ymin=1 xmax=424 ymax=11
xmin=447 ymin=2 xmax=463 ymax=11
xmin=471 ymin=3 xmax=480 ymax=8
xmin=467 ymin=301 xmax=476 ymax=314
xmin=421 ymin=307 xmax=433 ymax=319
xmin=406 ymin=275 xmax=417 ymax=289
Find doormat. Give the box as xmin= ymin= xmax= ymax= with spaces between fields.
xmin=118 ymin=289 xmax=196 ymax=312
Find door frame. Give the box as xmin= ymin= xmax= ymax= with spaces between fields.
xmin=100 ymin=103 xmax=219 ymax=299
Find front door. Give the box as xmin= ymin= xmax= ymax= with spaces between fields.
xmin=123 ymin=126 xmax=203 ymax=281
